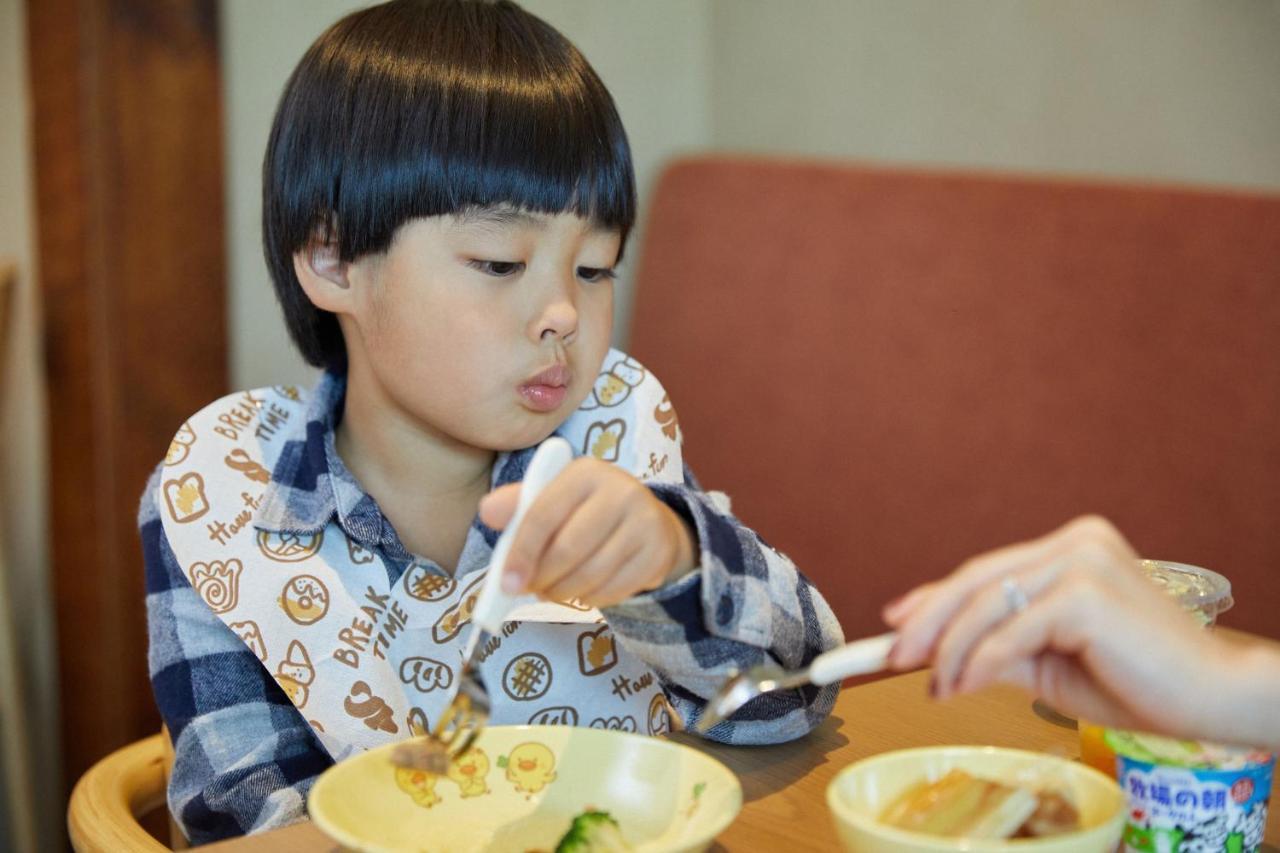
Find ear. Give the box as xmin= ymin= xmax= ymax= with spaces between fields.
xmin=293 ymin=237 xmax=354 ymax=313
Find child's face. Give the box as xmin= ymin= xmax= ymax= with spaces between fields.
xmin=342 ymin=207 xmax=620 ymax=451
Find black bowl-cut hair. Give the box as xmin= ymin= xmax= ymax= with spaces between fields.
xmin=263 ymin=0 xmax=637 ymax=369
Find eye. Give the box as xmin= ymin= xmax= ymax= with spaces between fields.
xmin=468 ymin=259 xmax=525 ymax=277
xmin=577 ymin=266 xmax=617 ymax=284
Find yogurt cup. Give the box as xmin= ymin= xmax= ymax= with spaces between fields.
xmin=1106 ymin=730 xmax=1275 ymax=853
xmin=1138 ymin=560 xmax=1234 ymax=628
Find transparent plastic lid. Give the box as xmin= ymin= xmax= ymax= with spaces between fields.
xmin=1140 ymin=559 xmax=1234 ymax=622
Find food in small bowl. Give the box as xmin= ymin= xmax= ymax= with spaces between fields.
xmin=308 ymin=725 xmax=741 ymax=852
xmin=827 ymin=746 xmax=1125 ymax=852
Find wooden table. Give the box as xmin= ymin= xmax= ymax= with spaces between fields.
xmin=210 ymin=670 xmax=1279 ymax=851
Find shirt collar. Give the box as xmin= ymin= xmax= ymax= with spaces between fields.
xmin=254 ymin=370 xmax=366 ymax=536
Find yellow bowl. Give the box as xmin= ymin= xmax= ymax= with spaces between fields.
xmin=826 ymin=746 xmax=1125 ymax=852
xmin=309 ymin=725 xmax=742 ymax=852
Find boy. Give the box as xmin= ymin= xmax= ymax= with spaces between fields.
xmin=141 ymin=0 xmax=843 ymax=843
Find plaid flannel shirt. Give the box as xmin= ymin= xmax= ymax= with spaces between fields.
xmin=143 ymin=369 xmax=844 ymax=845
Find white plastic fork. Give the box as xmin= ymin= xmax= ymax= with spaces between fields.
xmin=393 ymin=437 xmax=574 ymax=770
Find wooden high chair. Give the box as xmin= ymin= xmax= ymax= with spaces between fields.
xmin=67 ymin=727 xmax=186 ymax=852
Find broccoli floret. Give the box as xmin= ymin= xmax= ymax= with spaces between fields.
xmin=554 ymin=810 xmax=631 ymax=853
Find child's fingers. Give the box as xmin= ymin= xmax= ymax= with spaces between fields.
xmin=478 ymin=484 xmax=521 ymax=530
xmin=502 ymin=460 xmax=600 ymax=591
xmin=542 ymin=525 xmax=643 ymax=604
xmin=526 ymin=487 xmax=630 ymax=595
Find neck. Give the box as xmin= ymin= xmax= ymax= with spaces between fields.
xmin=334 ymin=354 xmax=495 ymax=565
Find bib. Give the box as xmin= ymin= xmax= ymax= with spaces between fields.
xmin=158 ymin=350 xmax=685 ymax=761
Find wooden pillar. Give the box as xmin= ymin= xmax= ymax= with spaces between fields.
xmin=27 ymin=0 xmax=228 ymax=800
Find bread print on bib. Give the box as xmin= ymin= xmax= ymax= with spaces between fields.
xmin=229 ymin=620 xmax=267 ymax=662
xmin=163 ymin=472 xmax=210 ymax=523
xmin=276 ymin=640 xmax=315 ymax=708
xmin=502 ymin=653 xmax=552 ymax=702
xmin=189 ymin=559 xmax=243 ymax=613
xmin=579 ymin=355 xmax=647 ymax=410
xmin=654 ymin=393 xmax=680 ymax=442
xmin=256 ymin=529 xmax=323 ymax=563
xmin=584 ymin=419 xmax=626 ymax=462
xmin=576 ymin=625 xmax=617 ymax=677
xmin=164 ymin=422 xmax=197 ymax=466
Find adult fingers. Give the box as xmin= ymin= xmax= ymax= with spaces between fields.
xmin=890 ymin=515 xmax=1132 ymax=670
xmin=930 ymin=560 xmax=1066 ymax=698
xmin=890 ymin=530 xmax=1068 ymax=669
xmin=883 ymin=582 xmax=936 ymax=628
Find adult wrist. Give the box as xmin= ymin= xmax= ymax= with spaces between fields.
xmin=1196 ymin=638 xmax=1280 ymax=751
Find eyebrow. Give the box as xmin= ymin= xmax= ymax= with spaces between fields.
xmin=455 ymin=205 xmax=618 ymax=236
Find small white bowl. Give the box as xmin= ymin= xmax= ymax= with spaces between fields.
xmin=826 ymin=745 xmax=1125 ymax=852
xmin=309 ymin=725 xmax=742 ymax=852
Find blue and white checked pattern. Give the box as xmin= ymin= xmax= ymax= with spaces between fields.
xmin=143 ymin=370 xmax=844 ymax=844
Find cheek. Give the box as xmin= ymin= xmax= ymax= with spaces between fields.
xmin=369 ymin=283 xmax=501 ymax=370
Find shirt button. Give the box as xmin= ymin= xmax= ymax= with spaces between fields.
xmin=716 ymin=593 xmax=734 ymax=626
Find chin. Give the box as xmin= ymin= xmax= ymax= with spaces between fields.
xmin=486 ymin=419 xmax=563 ymax=453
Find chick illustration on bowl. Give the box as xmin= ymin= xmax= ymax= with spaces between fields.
xmin=503 ymin=742 xmax=558 ymax=796
xmin=446 ymin=746 xmax=491 ymax=798
xmin=394 ymin=766 xmax=442 ymax=809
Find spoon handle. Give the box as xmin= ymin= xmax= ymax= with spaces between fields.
xmin=471 ymin=437 xmax=574 ymax=634
xmin=807 ymin=632 xmax=897 ymax=686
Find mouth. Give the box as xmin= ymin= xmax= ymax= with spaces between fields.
xmin=518 ymin=364 xmax=572 ymax=413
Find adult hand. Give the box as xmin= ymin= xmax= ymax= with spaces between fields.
xmin=882 ymin=516 xmax=1272 ymax=745
xmin=479 ymin=457 xmax=696 ymax=607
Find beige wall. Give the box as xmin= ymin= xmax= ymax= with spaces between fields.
xmin=709 ymin=0 xmax=1280 ymax=190
xmin=0 ymin=0 xmax=58 ymax=849
xmin=221 ymin=0 xmax=713 ymax=390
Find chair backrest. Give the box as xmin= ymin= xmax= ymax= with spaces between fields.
xmin=629 ymin=157 xmax=1280 ymax=639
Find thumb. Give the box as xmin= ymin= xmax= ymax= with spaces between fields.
xmin=479 ymin=483 xmax=521 ymax=530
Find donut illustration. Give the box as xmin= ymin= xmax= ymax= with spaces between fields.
xmin=279 ymin=575 xmax=330 ymax=625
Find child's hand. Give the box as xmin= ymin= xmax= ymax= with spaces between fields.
xmin=478 ymin=458 xmax=697 ymax=607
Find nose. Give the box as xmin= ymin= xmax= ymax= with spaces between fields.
xmin=528 ymin=272 xmax=579 ymax=345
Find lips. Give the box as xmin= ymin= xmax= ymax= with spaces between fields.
xmin=518 ymin=364 xmax=572 ymax=412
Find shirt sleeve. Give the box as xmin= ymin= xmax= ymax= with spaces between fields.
xmin=602 ymin=464 xmax=846 ymax=745
xmin=140 ymin=466 xmax=333 ymax=844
